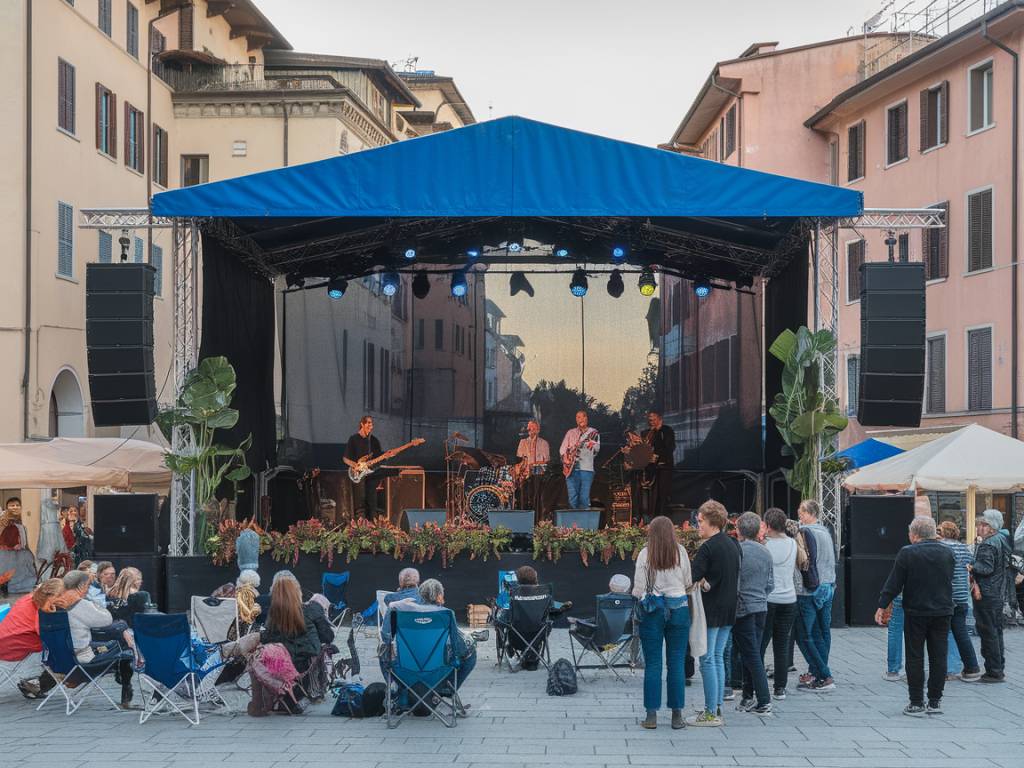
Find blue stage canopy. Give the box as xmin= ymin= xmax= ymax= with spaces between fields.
xmin=834 ymin=438 xmax=904 ymax=470
xmin=153 ymin=116 xmax=862 ymax=219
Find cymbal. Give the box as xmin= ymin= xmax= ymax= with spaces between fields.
xmin=448 ymin=450 xmax=481 ymax=468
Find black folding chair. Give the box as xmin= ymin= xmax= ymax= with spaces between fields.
xmin=495 ymin=583 xmax=554 ymax=672
xmin=568 ymin=594 xmax=639 ymax=682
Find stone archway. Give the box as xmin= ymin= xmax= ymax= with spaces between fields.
xmin=49 ymin=368 xmax=85 ymax=437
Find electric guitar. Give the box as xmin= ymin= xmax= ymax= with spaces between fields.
xmin=347 ymin=438 xmax=425 ymax=483
xmin=562 ymin=428 xmax=598 ymax=477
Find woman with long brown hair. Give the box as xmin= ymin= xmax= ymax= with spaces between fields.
xmin=632 ymin=515 xmax=692 ymax=730
xmin=260 ymin=575 xmax=320 ymax=672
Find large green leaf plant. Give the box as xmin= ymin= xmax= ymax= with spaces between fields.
xmin=768 ymin=327 xmax=848 ymax=501
xmin=156 ymin=356 xmax=252 ymax=533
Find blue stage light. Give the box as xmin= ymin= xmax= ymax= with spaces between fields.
xmin=694 ymin=279 xmax=712 ymax=299
xmin=403 ymin=247 xmax=417 ymax=260
xmin=382 ymin=271 xmax=400 ymax=296
xmin=327 ymin=277 xmax=347 ymax=299
xmin=466 ymin=248 xmax=481 ymax=259
xmin=508 ymin=241 xmax=522 ymax=253
xmin=554 ymin=246 xmax=570 ymax=258
xmin=570 ymin=269 xmax=588 ymax=297
xmin=451 ymin=271 xmax=468 ymax=297
xmin=612 ymin=246 xmax=627 ymax=261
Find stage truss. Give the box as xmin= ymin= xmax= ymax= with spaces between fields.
xmin=82 ymin=207 xmax=943 ymax=555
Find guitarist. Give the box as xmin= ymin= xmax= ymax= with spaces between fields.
xmin=559 ymin=410 xmax=601 ymax=510
xmin=343 ymin=416 xmax=383 ymax=520
xmin=627 ymin=411 xmax=676 ymax=522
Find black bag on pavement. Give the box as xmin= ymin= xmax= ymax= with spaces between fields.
xmin=546 ymin=658 xmax=577 ymax=696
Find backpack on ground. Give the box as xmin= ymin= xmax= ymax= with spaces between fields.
xmin=546 ymin=658 xmax=577 ymax=696
xmin=331 ymin=681 xmax=386 ymax=717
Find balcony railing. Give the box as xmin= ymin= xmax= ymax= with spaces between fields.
xmin=157 ymin=63 xmax=340 ymax=94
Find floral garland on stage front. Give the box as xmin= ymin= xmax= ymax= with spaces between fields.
xmin=206 ymin=517 xmax=703 ymax=569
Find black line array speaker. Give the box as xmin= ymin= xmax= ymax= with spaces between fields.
xmin=846 ymin=495 xmax=915 ymax=558
xmin=847 ymin=556 xmax=895 ymax=626
xmin=93 ymin=494 xmax=160 ymax=554
xmin=857 ymin=262 xmax=926 ymax=427
xmin=86 ymin=263 xmax=158 ymax=427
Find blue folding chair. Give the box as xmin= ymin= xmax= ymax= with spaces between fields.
xmin=321 ymin=572 xmax=351 ymax=629
xmin=37 ymin=610 xmax=132 ymax=715
xmin=133 ymin=612 xmax=230 ymax=725
xmin=383 ymin=608 xmax=464 ymax=728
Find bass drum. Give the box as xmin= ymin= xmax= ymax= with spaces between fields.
xmin=465 ymin=484 xmax=509 ymax=524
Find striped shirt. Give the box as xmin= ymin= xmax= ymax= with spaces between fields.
xmin=940 ymin=538 xmax=973 ymax=604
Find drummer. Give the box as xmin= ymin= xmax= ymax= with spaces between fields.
xmin=516 ymin=419 xmax=550 ymax=519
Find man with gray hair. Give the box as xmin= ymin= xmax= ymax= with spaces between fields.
xmin=969 ymin=509 xmax=1010 ymax=682
xmin=876 ymin=515 xmax=955 ymax=717
xmin=384 ymin=567 xmax=422 ymax=607
xmin=733 ymin=511 xmax=774 ymax=716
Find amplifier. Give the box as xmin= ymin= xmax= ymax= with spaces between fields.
xmin=385 ymin=467 xmax=425 ymax=525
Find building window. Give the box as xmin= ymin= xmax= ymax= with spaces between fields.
xmin=57 ymin=201 xmax=74 ymax=278
xmin=98 ymin=0 xmax=112 ymax=36
xmin=152 ymin=244 xmax=163 ymax=296
xmin=724 ymin=105 xmax=737 ymax=159
xmin=968 ymin=60 xmax=994 ymax=133
xmin=828 ymin=141 xmax=839 ymax=185
xmin=181 ymin=155 xmax=209 ymax=187
xmin=58 ymin=59 xmax=76 ymax=135
xmin=134 ymin=236 xmax=143 ymax=263
xmin=922 ymin=202 xmax=949 ymax=279
xmin=153 ymin=125 xmax=168 ymax=187
xmin=364 ymin=341 xmax=376 ymax=411
xmin=967 ymin=188 xmax=993 ymax=272
xmin=846 ymin=355 xmax=859 ymax=417
xmin=886 ymin=101 xmax=908 ymax=165
xmin=847 ymin=121 xmax=865 ymax=181
xmin=434 ymin=319 xmax=444 ymax=350
xmin=125 ymin=103 xmax=144 ymax=172
xmin=416 ymin=318 xmax=425 ymax=350
xmin=920 ymin=81 xmax=948 ymax=151
xmin=95 ymin=84 xmax=116 ymax=157
xmin=98 ymin=231 xmax=112 ymax=264
xmin=967 ymin=327 xmax=992 ymax=411
xmin=926 ymin=336 xmax=946 ymax=414
xmin=898 ymin=232 xmax=909 ymax=262
xmin=126 ymin=3 xmax=139 ymax=58
xmin=846 ymin=239 xmax=864 ymax=303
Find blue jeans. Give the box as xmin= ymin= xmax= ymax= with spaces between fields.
xmin=795 ymin=588 xmax=833 ymax=681
xmin=887 ymin=595 xmax=904 ymax=673
xmin=566 ymin=468 xmax=594 ymax=509
xmin=947 ymin=602 xmax=979 ymax=675
xmin=734 ymin=612 xmax=770 ymax=706
xmin=638 ymin=597 xmax=690 ymax=711
xmin=699 ymin=625 xmax=732 ymax=713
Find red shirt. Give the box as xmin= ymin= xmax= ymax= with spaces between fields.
xmin=0 ymin=594 xmax=42 ymax=661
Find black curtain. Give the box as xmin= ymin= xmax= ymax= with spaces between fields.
xmin=198 ymin=232 xmax=277 ymax=478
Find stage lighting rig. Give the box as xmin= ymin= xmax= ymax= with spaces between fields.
xmin=466 ymin=247 xmax=482 ymax=259
xmin=638 ymin=267 xmax=657 ymax=297
xmin=402 ymin=246 xmax=417 ymax=260
xmin=451 ymin=270 xmax=468 ymax=297
xmin=570 ymin=269 xmax=588 ymax=297
xmin=382 ymin=271 xmax=400 ymax=296
xmin=553 ymin=244 xmax=570 ymax=259
xmin=285 ymin=273 xmax=305 ymax=289
xmin=509 ymin=271 xmax=534 ymax=297
xmin=694 ymin=278 xmax=712 ymax=299
xmin=412 ymin=271 xmax=431 ymax=299
xmin=606 ymin=269 xmax=624 ymax=298
xmin=327 ymin=277 xmax=348 ymax=299
xmin=611 ymin=245 xmax=627 ymax=261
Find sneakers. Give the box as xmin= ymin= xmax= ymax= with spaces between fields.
xmin=685 ymin=710 xmax=723 ymax=727
xmin=811 ymin=677 xmax=836 ymax=692
xmin=641 ymin=710 xmax=657 ymax=729
xmin=979 ymin=673 xmax=1005 ymax=683
xmin=882 ymin=671 xmax=902 ymax=682
xmin=798 ymin=672 xmax=814 ymax=685
xmin=737 ymin=697 xmax=756 ymax=712
xmin=752 ymin=702 xmax=773 ymax=716
xmin=671 ymin=709 xmax=685 ymax=730
xmin=960 ymin=669 xmax=982 ymax=682
xmin=772 ymin=688 xmax=787 ymax=701
xmin=926 ymin=700 xmax=943 ymax=715
xmin=903 ymin=703 xmax=926 ymax=717
xmin=722 ymin=687 xmax=735 ymax=701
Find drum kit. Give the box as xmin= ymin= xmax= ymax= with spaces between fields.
xmin=444 ymin=435 xmax=545 ymax=523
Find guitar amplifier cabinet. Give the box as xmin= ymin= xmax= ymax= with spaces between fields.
xmin=385 ymin=467 xmax=425 ymax=525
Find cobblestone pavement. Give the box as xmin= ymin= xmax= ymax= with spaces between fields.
xmin=1 ymin=626 xmax=1021 ymax=768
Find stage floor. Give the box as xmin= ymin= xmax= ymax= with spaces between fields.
xmin=2 ymin=626 xmax=1021 ymax=767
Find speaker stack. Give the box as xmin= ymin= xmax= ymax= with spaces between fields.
xmin=385 ymin=469 xmax=425 ymax=525
xmin=93 ymin=493 xmax=165 ymax=607
xmin=86 ymin=263 xmax=158 ymax=426
xmin=845 ymin=495 xmax=915 ymax=625
xmin=857 ymin=262 xmax=926 ymax=427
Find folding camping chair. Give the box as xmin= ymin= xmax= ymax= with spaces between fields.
xmin=190 ymin=595 xmax=240 ymax=643
xmin=36 ymin=610 xmax=133 ymax=715
xmin=133 ymin=612 xmax=231 ymax=725
xmin=567 ymin=594 xmax=639 ymax=681
xmin=495 ymin=583 xmax=554 ymax=672
xmin=375 ymin=589 xmax=393 ymax=639
xmin=321 ymin=571 xmax=351 ymax=629
xmin=383 ymin=608 xmax=464 ymax=728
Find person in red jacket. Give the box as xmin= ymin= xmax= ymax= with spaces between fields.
xmin=0 ymin=578 xmax=66 ymax=662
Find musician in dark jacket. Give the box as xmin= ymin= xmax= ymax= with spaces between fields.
xmin=343 ymin=416 xmax=383 ymax=520
xmin=875 ymin=516 xmax=955 ymax=716
xmin=629 ymin=411 xmax=676 ymax=521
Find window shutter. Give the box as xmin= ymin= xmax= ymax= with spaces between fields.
xmin=969 ymin=190 xmax=992 ymax=271
xmin=109 ymin=92 xmax=116 ymax=158
xmin=937 ymin=201 xmax=949 ymax=278
xmin=898 ymin=103 xmax=907 ymax=160
xmin=847 ymin=124 xmax=858 ymax=180
xmin=919 ymin=89 xmax=930 ymax=152
xmin=137 ymin=109 xmax=145 ymax=173
xmin=847 ymin=240 xmax=864 ymax=302
xmin=179 ymin=5 xmax=194 ymax=50
xmin=939 ymin=81 xmax=949 ymax=144
xmin=926 ymin=337 xmax=945 ymax=413
xmin=898 ymin=232 xmax=909 ymax=262
xmin=57 ymin=202 xmax=73 ymax=277
xmin=124 ymin=101 xmax=130 ymax=167
xmin=134 ymin=236 xmax=143 ymax=264
xmin=847 ymin=356 xmax=860 ymax=416
xmin=160 ymin=128 xmax=168 ymax=186
xmin=95 ymin=83 xmax=102 ymax=149
xmin=153 ymin=245 xmax=163 ymax=295
xmin=968 ymin=328 xmax=993 ymax=410
xmin=58 ymin=61 xmax=67 ymax=130
xmin=981 ymin=189 xmax=992 ymax=269
xmin=98 ymin=230 xmax=112 ymax=264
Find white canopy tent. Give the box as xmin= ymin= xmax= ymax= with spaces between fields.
xmin=0 ymin=437 xmax=171 ymax=491
xmin=843 ymin=423 xmax=1024 ymax=532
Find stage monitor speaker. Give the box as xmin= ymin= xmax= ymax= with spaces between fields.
xmin=555 ymin=509 xmax=601 ymax=530
xmin=488 ymin=510 xmax=535 ymax=534
xmin=86 ymin=263 xmax=158 ymax=426
xmin=93 ymin=494 xmax=160 ymax=554
xmin=385 ymin=468 xmax=425 ymax=525
xmin=846 ymin=495 xmax=914 ymax=558
xmin=858 ymin=262 xmax=926 ymax=427
xmin=402 ymin=508 xmax=447 ymax=530
xmin=847 ymin=556 xmax=895 ymax=626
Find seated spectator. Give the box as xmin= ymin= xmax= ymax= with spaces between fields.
xmin=304 ymin=593 xmax=337 ymax=646
xmin=87 ymin=561 xmax=115 ymax=608
xmin=105 ymin=567 xmax=150 ymax=625
xmin=609 ymin=574 xmax=631 ymax=595
xmin=260 ymin=576 xmax=320 ymax=675
xmin=514 ymin=565 xmax=572 ymax=615
xmin=235 ymin=569 xmax=262 ymax=629
xmin=76 ymin=560 xmax=94 ymax=573
xmin=2 ymin=578 xmax=64 ymax=659
xmin=211 ymin=582 xmax=237 ymax=599
xmin=384 ymin=567 xmax=421 ymax=607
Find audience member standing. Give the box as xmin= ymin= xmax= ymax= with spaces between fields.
xmin=632 ymin=516 xmax=692 ymax=730
xmin=761 ymin=507 xmax=799 ymax=699
xmin=937 ymin=521 xmax=981 ymax=681
xmin=876 ymin=516 xmax=954 ymax=716
xmin=733 ymin=511 xmax=774 ymax=715
xmin=795 ymin=500 xmax=837 ymax=691
xmin=686 ymin=500 xmax=740 ymax=727
xmin=970 ymin=509 xmax=1009 ymax=683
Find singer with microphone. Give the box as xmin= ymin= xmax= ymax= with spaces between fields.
xmin=515 ymin=419 xmax=550 ymax=519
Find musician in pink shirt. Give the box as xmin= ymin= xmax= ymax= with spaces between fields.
xmin=559 ymin=411 xmax=601 ymax=510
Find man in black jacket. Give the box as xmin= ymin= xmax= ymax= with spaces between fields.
xmin=969 ymin=509 xmax=1009 ymax=683
xmin=876 ymin=516 xmax=954 ymax=717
